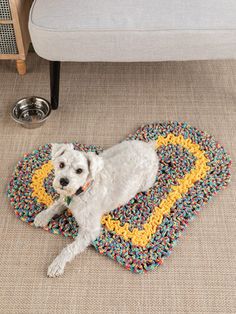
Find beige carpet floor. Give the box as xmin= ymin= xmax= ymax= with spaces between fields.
xmin=0 ymin=53 xmax=235 ymax=313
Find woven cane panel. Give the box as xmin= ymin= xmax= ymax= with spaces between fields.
xmin=0 ymin=0 xmax=12 ymax=20
xmin=0 ymin=23 xmax=18 ymax=54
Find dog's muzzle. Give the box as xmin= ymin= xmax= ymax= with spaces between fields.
xmin=64 ymin=181 xmax=93 ymax=206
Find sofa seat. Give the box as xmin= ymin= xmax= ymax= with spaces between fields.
xmin=29 ymin=0 xmax=236 ymax=61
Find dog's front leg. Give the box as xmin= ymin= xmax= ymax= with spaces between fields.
xmin=47 ymin=224 xmax=101 ymax=278
xmin=34 ymin=198 xmax=66 ymax=228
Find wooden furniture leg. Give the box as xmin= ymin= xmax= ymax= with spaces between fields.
xmin=16 ymin=60 xmax=26 ymax=75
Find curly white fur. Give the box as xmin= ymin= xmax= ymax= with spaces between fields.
xmin=34 ymin=140 xmax=159 ymax=277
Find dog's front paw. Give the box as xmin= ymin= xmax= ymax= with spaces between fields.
xmin=34 ymin=211 xmax=51 ymax=228
xmin=47 ymin=257 xmax=65 ymax=278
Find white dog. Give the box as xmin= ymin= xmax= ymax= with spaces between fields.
xmin=34 ymin=140 xmax=159 ymax=277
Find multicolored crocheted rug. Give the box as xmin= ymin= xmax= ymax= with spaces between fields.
xmin=7 ymin=122 xmax=231 ymax=273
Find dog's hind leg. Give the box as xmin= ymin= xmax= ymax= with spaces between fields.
xmin=34 ymin=199 xmax=66 ymax=228
xmin=47 ymin=222 xmax=101 ymax=277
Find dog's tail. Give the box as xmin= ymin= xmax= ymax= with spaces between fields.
xmin=148 ymin=140 xmax=158 ymax=150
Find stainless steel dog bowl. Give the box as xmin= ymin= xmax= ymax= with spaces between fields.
xmin=11 ymin=96 xmax=51 ymax=128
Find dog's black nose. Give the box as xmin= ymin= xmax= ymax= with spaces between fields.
xmin=60 ymin=177 xmax=69 ymax=187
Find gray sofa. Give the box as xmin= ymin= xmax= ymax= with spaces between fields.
xmin=29 ymin=0 xmax=236 ymax=108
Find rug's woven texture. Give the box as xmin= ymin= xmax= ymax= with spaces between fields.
xmin=7 ymin=122 xmax=231 ymax=273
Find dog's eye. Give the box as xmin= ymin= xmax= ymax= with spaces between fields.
xmin=59 ymin=162 xmax=65 ymax=169
xmin=76 ymin=168 xmax=83 ymax=174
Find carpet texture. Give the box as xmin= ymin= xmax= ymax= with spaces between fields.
xmin=7 ymin=122 xmax=231 ymax=273
xmin=0 ymin=53 xmax=236 ymax=313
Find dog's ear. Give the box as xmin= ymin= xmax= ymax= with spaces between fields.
xmin=51 ymin=143 xmax=74 ymax=160
xmin=86 ymin=152 xmax=104 ymax=179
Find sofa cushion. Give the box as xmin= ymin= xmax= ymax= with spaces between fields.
xmin=30 ymin=0 xmax=236 ymax=31
xmin=29 ymin=0 xmax=236 ymax=61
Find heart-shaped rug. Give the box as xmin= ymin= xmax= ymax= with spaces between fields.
xmin=7 ymin=122 xmax=231 ymax=273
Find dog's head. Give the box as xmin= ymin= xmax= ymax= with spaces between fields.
xmin=51 ymin=143 xmax=104 ymax=196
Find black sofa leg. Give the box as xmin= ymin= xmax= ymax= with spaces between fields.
xmin=50 ymin=61 xmax=61 ymax=110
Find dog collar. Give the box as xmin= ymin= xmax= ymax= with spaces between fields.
xmin=64 ymin=180 xmax=92 ymax=206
